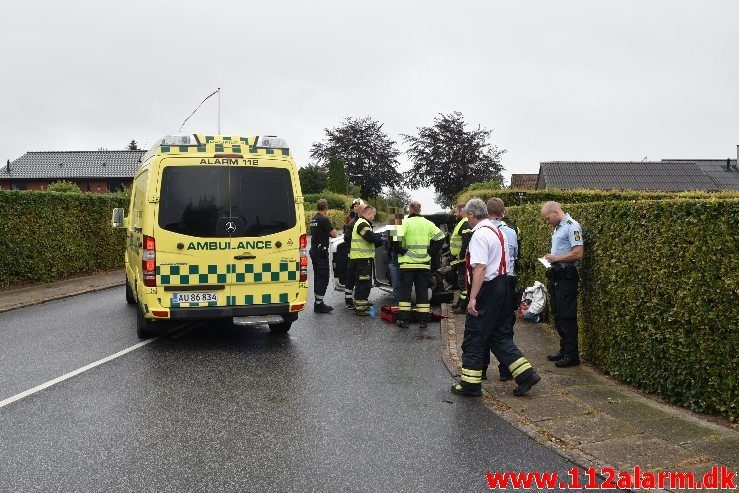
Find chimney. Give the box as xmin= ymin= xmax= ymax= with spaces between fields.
xmin=5 ymin=159 xmax=9 ymax=174
xmin=728 ymin=158 xmax=732 ymax=172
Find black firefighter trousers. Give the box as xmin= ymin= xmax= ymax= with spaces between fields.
xmin=398 ymin=268 xmax=431 ymax=321
xmin=454 ymin=261 xmax=468 ymax=304
xmin=460 ymin=276 xmax=534 ymax=389
xmin=483 ymin=275 xmax=517 ymax=378
xmin=351 ymin=258 xmax=373 ymax=313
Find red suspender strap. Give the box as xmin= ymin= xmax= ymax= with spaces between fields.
xmin=465 ymin=225 xmax=507 ymax=288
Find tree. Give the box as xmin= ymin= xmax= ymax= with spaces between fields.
xmin=47 ymin=180 xmax=81 ymax=193
xmin=298 ymin=164 xmax=328 ymax=194
xmin=311 ymin=116 xmax=402 ymax=198
xmin=326 ymin=156 xmax=348 ymax=194
xmin=127 ymin=140 xmax=139 ymax=150
xmin=383 ymin=188 xmax=411 ymax=208
xmin=461 ymin=178 xmax=503 ymax=193
xmin=403 ymin=112 xmax=506 ymax=208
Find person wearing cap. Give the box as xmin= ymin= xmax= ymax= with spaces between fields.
xmin=396 ymin=201 xmax=445 ymax=329
xmin=345 ymin=198 xmax=365 ymax=225
xmin=452 ymin=198 xmax=540 ymax=398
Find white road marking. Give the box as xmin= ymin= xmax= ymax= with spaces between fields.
xmin=0 ymin=337 xmax=159 ymax=409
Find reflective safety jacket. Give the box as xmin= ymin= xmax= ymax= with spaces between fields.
xmin=398 ymin=215 xmax=445 ymax=269
xmin=349 ymin=217 xmax=382 ymax=259
xmin=450 ymin=218 xmax=471 ymax=266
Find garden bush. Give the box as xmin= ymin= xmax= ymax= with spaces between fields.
xmin=303 ymin=192 xmax=353 ymax=211
xmin=303 ymin=209 xmax=346 ymax=231
xmin=457 ymin=188 xmax=738 ymax=209
xmin=0 ymin=190 xmax=127 ymax=286
xmin=506 ymin=198 xmax=739 ymax=421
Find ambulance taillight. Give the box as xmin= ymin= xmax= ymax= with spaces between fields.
xmin=299 ymin=234 xmax=308 ymax=282
xmin=142 ymin=235 xmax=157 ymax=287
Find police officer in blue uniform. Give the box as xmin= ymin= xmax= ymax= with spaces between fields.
xmin=309 ymin=199 xmax=338 ymax=313
xmin=541 ymin=201 xmax=584 ymax=368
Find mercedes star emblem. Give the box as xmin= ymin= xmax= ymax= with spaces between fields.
xmin=225 ymin=221 xmax=237 ymax=234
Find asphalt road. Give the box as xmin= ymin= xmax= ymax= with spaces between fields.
xmin=0 ymin=280 xmax=571 ymax=492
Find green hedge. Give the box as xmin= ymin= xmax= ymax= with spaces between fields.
xmin=458 ymin=188 xmax=739 ymax=208
xmin=0 ymin=190 xmax=127 ymax=286
xmin=303 ymin=192 xmax=353 ymax=211
xmin=303 ymin=209 xmax=347 ymax=231
xmin=507 ymin=199 xmax=739 ymax=421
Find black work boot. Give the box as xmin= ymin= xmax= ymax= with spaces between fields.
xmin=512 ymin=368 xmax=541 ymax=396
xmin=555 ymin=356 xmax=580 ymax=368
xmin=345 ymin=300 xmax=355 ymax=310
xmin=419 ymin=320 xmax=428 ymax=329
xmin=396 ymin=320 xmax=409 ymax=329
xmin=547 ymin=352 xmax=564 ymax=361
xmin=451 ymin=382 xmax=482 ymax=397
xmin=452 ymin=300 xmax=468 ymax=315
xmin=314 ymin=302 xmax=333 ymax=314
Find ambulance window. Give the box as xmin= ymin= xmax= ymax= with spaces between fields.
xmin=132 ymin=170 xmax=148 ymax=228
xmin=158 ymin=166 xmax=296 ymax=237
xmin=231 ymin=167 xmax=296 ymax=237
xmin=158 ymin=167 xmax=230 ymax=237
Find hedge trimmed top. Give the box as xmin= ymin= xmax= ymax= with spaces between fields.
xmin=457 ymin=188 xmax=739 ymax=207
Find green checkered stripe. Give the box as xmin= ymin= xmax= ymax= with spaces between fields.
xmin=157 ymin=262 xmax=299 ymax=285
xmin=158 ymin=262 xmax=301 ymax=307
xmin=159 ymin=135 xmax=289 ymax=156
xmin=234 ymin=261 xmax=300 ymax=283
xmin=157 ymin=264 xmax=229 ymax=286
xmin=230 ymin=261 xmax=300 ymax=306
xmin=225 ymin=293 xmax=297 ymax=306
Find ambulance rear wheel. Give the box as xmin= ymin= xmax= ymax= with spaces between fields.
xmin=125 ymin=276 xmax=135 ymax=304
xmin=269 ymin=322 xmax=292 ymax=334
xmin=136 ymin=305 xmax=158 ymax=339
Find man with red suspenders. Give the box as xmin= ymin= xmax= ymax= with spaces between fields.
xmin=451 ymin=198 xmax=541 ymax=397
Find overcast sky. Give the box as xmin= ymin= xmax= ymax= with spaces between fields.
xmin=1 ymin=0 xmax=737 ymax=211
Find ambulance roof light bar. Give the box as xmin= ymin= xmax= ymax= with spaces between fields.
xmin=256 ymin=135 xmax=288 ymax=149
xmin=158 ymin=134 xmax=200 ymax=147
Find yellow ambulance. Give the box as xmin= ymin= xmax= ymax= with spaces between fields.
xmin=112 ymin=134 xmax=308 ymax=337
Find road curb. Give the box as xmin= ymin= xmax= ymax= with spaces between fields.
xmin=0 ymin=277 xmax=125 ymax=314
xmin=438 ymin=303 xmax=672 ymax=493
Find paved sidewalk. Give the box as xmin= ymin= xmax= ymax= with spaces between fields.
xmin=0 ymin=270 xmax=125 ymax=313
xmin=440 ymin=304 xmax=738 ymax=486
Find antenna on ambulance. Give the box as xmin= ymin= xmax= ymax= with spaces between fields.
xmin=178 ymin=88 xmax=221 ymax=133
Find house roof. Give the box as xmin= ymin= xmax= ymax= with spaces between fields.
xmin=662 ymin=159 xmax=739 ymax=191
xmin=2 ymin=151 xmax=146 ymax=180
xmin=537 ymin=160 xmax=739 ymax=191
xmin=510 ymin=173 xmax=539 ymax=189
